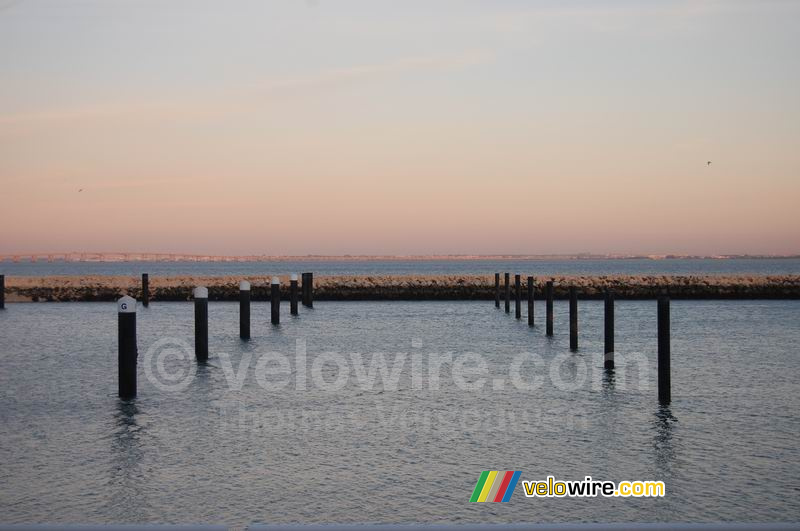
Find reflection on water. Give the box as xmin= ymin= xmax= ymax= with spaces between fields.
xmin=653 ymin=405 xmax=678 ymax=477
xmin=601 ymin=367 xmax=616 ymax=393
xmin=107 ymin=401 xmax=146 ymax=522
xmin=112 ymin=400 xmax=143 ymax=467
xmin=0 ymin=300 xmax=798 ymax=524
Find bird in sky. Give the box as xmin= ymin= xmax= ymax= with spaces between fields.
xmin=78 ymin=188 xmax=83 ymax=192
xmin=707 ymin=161 xmax=712 ymax=166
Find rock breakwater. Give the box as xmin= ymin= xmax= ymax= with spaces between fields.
xmin=3 ymin=275 xmax=799 ymax=302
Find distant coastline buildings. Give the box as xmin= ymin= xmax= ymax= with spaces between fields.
xmin=0 ymin=252 xmax=797 ymax=263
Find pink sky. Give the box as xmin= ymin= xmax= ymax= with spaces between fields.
xmin=1 ymin=1 xmax=798 ymax=255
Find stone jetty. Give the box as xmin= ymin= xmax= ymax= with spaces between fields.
xmin=2 ymin=275 xmax=799 ymax=302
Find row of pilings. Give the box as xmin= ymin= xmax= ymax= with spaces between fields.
xmin=494 ymin=272 xmax=671 ymax=404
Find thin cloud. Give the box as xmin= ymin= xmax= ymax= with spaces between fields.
xmin=0 ymin=0 xmax=24 ymax=13
xmin=482 ymin=0 xmax=796 ymax=35
xmin=251 ymin=52 xmax=490 ymax=92
xmin=0 ymin=51 xmax=491 ymax=127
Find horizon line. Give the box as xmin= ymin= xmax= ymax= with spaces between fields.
xmin=2 ymin=252 xmax=799 ymax=263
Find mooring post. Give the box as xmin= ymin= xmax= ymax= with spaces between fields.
xmin=307 ymin=272 xmax=314 ymax=308
xmin=271 ymin=277 xmax=280 ymax=325
xmin=0 ymin=274 xmax=4 ymax=310
xmin=290 ymin=274 xmax=299 ymax=315
xmin=604 ymin=290 xmax=615 ymax=370
xmin=117 ymin=295 xmax=137 ymax=399
xmin=141 ymin=273 xmax=149 ymax=308
xmin=494 ymin=273 xmax=500 ymax=308
xmin=504 ymin=273 xmax=510 ymax=313
xmin=569 ymin=286 xmax=578 ymax=351
xmin=194 ymin=286 xmax=208 ymax=362
xmin=239 ymin=281 xmax=250 ymax=340
xmin=658 ymin=295 xmax=671 ymax=403
xmin=527 ymin=276 xmax=534 ymax=326
xmin=302 ymin=272 xmax=314 ymax=308
xmin=545 ymin=279 xmax=554 ymax=336
xmin=301 ymin=273 xmax=308 ymax=306
xmin=515 ymin=274 xmax=522 ymax=319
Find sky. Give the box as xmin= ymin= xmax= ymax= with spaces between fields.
xmin=1 ymin=0 xmax=798 ymax=256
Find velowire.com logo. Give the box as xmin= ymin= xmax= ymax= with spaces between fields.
xmin=469 ymin=471 xmax=522 ymax=502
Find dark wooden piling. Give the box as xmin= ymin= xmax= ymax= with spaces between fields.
xmin=290 ymin=274 xmax=299 ymax=315
xmin=494 ymin=273 xmax=500 ymax=308
xmin=504 ymin=273 xmax=510 ymax=313
xmin=239 ymin=281 xmax=250 ymax=340
xmin=302 ymin=272 xmax=314 ymax=308
xmin=527 ymin=276 xmax=534 ymax=327
xmin=604 ymin=290 xmax=615 ymax=370
xmin=0 ymin=274 xmax=4 ymax=309
xmin=569 ymin=286 xmax=578 ymax=351
xmin=117 ymin=295 xmax=137 ymax=399
xmin=515 ymin=274 xmax=521 ymax=319
xmin=658 ymin=295 xmax=671 ymax=403
xmin=141 ymin=273 xmax=149 ymax=308
xmin=271 ymin=277 xmax=280 ymax=325
xmin=194 ymin=286 xmax=208 ymax=362
xmin=545 ymin=280 xmax=554 ymax=336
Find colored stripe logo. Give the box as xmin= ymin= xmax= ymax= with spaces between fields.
xmin=470 ymin=471 xmax=521 ymax=502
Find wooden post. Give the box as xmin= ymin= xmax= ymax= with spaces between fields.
xmin=239 ymin=281 xmax=250 ymax=340
xmin=0 ymin=274 xmax=4 ymax=309
xmin=658 ymin=295 xmax=671 ymax=404
xmin=494 ymin=273 xmax=500 ymax=308
xmin=307 ymin=272 xmax=313 ymax=308
xmin=271 ymin=277 xmax=280 ymax=325
xmin=290 ymin=274 xmax=299 ymax=315
xmin=194 ymin=287 xmax=208 ymax=362
xmin=545 ymin=280 xmax=554 ymax=336
xmin=604 ymin=290 xmax=614 ymax=370
xmin=527 ymin=276 xmax=534 ymax=327
xmin=569 ymin=286 xmax=578 ymax=351
xmin=504 ymin=273 xmax=510 ymax=313
xmin=141 ymin=273 xmax=149 ymax=308
xmin=515 ymin=274 xmax=521 ymax=319
xmin=117 ymin=295 xmax=137 ymax=399
xmin=302 ymin=272 xmax=314 ymax=308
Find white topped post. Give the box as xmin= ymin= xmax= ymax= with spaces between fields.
xmin=194 ymin=286 xmax=208 ymax=299
xmin=117 ymin=295 xmax=137 ymax=399
xmin=118 ymin=295 xmax=136 ymax=313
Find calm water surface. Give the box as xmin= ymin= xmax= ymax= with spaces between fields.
xmin=0 ymin=300 xmax=798 ymax=525
xmin=2 ymin=258 xmax=800 ymax=276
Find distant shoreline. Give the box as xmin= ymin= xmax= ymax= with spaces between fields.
xmin=2 ymin=253 xmax=799 ymax=263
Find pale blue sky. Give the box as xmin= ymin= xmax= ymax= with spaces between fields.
xmin=1 ymin=1 xmax=798 ymax=255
